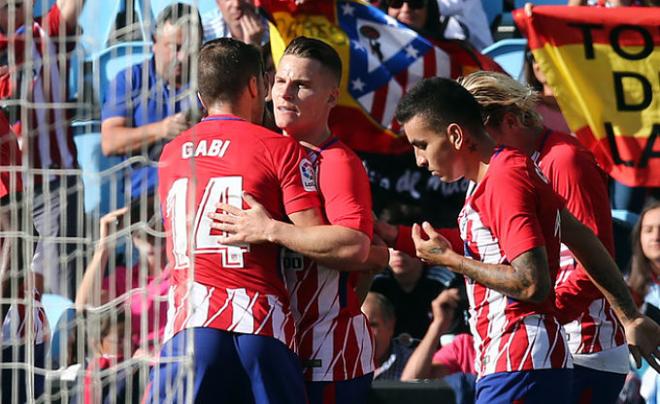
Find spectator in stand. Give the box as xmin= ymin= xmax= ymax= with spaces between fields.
xmin=0 ymin=110 xmax=48 ymax=404
xmin=362 ymin=292 xmax=413 ymax=380
xmin=401 ymin=289 xmax=468 ymax=380
xmin=400 ymin=289 xmax=476 ymax=404
xmin=380 ymin=0 xmax=492 ymax=50
xmin=371 ymin=247 xmax=464 ymax=340
xmin=628 ymin=200 xmax=660 ymax=404
xmin=0 ymin=0 xmax=86 ymax=299
xmin=523 ymin=48 xmax=571 ymax=135
xmin=629 ymin=200 xmax=660 ymax=310
xmin=202 ymin=0 xmax=268 ymax=44
xmin=435 ymin=0 xmax=493 ymax=50
xmin=75 ymin=206 xmax=170 ymax=356
xmin=101 ymin=3 xmax=202 ymax=204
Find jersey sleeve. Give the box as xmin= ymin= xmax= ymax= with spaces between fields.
xmin=268 ymin=138 xmax=320 ymax=215
xmin=318 ymin=148 xmax=373 ymax=238
xmin=41 ymin=5 xmax=77 ymax=51
xmin=485 ymin=156 xmax=552 ymax=263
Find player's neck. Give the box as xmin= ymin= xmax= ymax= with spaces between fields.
xmin=292 ymin=126 xmax=332 ymax=150
xmin=206 ymin=104 xmax=251 ymax=122
xmin=466 ymin=135 xmax=496 ymax=183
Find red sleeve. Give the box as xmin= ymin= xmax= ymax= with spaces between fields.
xmin=318 ymin=147 xmax=373 ymax=237
xmin=484 ymin=156 xmax=548 ymax=262
xmin=395 ymin=225 xmax=463 ymax=257
xmin=0 ymin=113 xmax=22 ymax=199
xmin=268 ymin=137 xmax=321 ymax=215
xmin=40 ymin=5 xmax=77 ymax=52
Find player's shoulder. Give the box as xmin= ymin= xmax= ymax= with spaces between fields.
xmin=321 ymin=138 xmax=363 ymax=166
xmin=542 ymin=130 xmax=593 ymax=167
xmin=490 ymin=145 xmax=530 ymax=173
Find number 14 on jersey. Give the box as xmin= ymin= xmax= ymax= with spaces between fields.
xmin=166 ymin=176 xmax=250 ymax=269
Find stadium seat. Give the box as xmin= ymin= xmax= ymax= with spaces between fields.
xmin=77 ymin=0 xmax=124 ymax=58
xmin=42 ymin=293 xmax=74 ymax=334
xmin=33 ymin=0 xmax=56 ymax=18
xmin=93 ymin=41 xmax=153 ymax=103
xmin=482 ymin=38 xmax=527 ymax=80
xmin=481 ymin=0 xmax=504 ymax=33
xmin=150 ymin=0 xmax=218 ymax=18
xmin=47 ymin=307 xmax=77 ymax=370
xmin=73 ymin=129 xmax=126 ymax=214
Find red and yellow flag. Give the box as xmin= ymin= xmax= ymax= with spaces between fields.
xmin=260 ymin=0 xmax=502 ymax=155
xmin=515 ymin=6 xmax=660 ymax=187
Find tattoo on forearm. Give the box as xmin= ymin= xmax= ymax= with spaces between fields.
xmin=459 ymin=248 xmax=546 ymax=302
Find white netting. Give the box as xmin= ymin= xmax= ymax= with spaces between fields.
xmin=0 ymin=1 xmax=206 ymax=402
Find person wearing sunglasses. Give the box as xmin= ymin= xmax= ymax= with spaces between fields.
xmin=381 ymin=0 xmax=492 ymax=51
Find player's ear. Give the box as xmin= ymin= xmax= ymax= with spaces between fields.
xmin=248 ymin=75 xmax=259 ymax=98
xmin=327 ymin=87 xmax=339 ymax=108
xmin=447 ymin=123 xmax=463 ymax=150
xmin=197 ymin=92 xmax=207 ymax=111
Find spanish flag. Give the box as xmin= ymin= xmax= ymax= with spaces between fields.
xmin=515 ymin=6 xmax=660 ymax=187
xmin=260 ymin=0 xmax=502 ymax=155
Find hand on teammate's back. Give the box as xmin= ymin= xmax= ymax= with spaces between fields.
xmin=209 ymin=192 xmax=274 ymax=245
xmin=373 ymin=219 xmax=398 ymax=247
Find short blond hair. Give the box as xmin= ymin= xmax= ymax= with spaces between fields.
xmin=457 ymin=71 xmax=543 ymax=130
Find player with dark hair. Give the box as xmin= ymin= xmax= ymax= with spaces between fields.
xmin=209 ymin=36 xmax=389 ymax=404
xmin=395 ymin=77 xmax=660 ymax=403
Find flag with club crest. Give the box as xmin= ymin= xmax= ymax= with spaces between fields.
xmin=260 ymin=0 xmax=503 ymax=155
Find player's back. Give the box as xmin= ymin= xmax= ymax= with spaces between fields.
xmin=158 ymin=114 xmax=320 ymax=348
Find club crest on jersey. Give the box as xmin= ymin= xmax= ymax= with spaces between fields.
xmin=299 ymin=158 xmax=317 ymax=192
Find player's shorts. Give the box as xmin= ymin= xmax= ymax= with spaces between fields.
xmin=305 ymin=373 xmax=373 ymax=404
xmin=475 ymin=368 xmax=573 ymax=404
xmin=144 ymin=327 xmax=307 ymax=404
xmin=571 ymin=364 xmax=626 ymax=404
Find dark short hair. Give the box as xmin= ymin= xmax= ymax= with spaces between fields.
xmin=283 ymin=36 xmax=342 ymax=85
xmin=368 ymin=292 xmax=396 ymax=323
xmin=154 ymin=3 xmax=203 ymax=47
xmin=197 ymin=38 xmax=264 ymax=106
xmin=395 ymin=77 xmax=484 ymax=135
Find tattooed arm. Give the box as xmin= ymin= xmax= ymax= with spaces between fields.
xmin=560 ymin=208 xmax=660 ymax=371
xmin=412 ymin=222 xmax=551 ymax=303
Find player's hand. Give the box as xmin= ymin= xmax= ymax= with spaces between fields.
xmin=99 ymin=207 xmax=129 ymax=247
xmin=209 ymin=192 xmax=274 ymax=245
xmin=623 ymin=314 xmax=660 ymax=372
xmin=373 ymin=219 xmax=398 ymax=247
xmin=430 ymin=288 xmax=461 ymax=335
xmin=412 ymin=222 xmax=459 ymax=268
xmin=158 ymin=113 xmax=188 ymax=140
xmin=239 ymin=9 xmax=265 ymax=45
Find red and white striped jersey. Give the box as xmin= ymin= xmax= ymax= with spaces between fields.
xmin=0 ymin=112 xmax=22 ymax=199
xmin=158 ymin=116 xmax=320 ymax=350
xmin=0 ymin=5 xmax=78 ymax=180
xmin=283 ymin=137 xmax=375 ymax=381
xmin=458 ymin=146 xmax=571 ymax=378
xmin=532 ymin=129 xmax=626 ymax=371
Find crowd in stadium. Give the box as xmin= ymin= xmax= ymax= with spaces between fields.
xmin=0 ymin=0 xmax=659 ymax=403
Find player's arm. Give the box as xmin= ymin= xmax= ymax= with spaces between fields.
xmin=210 ymin=194 xmax=371 ymax=269
xmin=560 ymin=208 xmax=660 ymax=370
xmin=56 ymin=0 xmax=85 ymax=30
xmin=412 ymin=222 xmax=551 ymax=304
